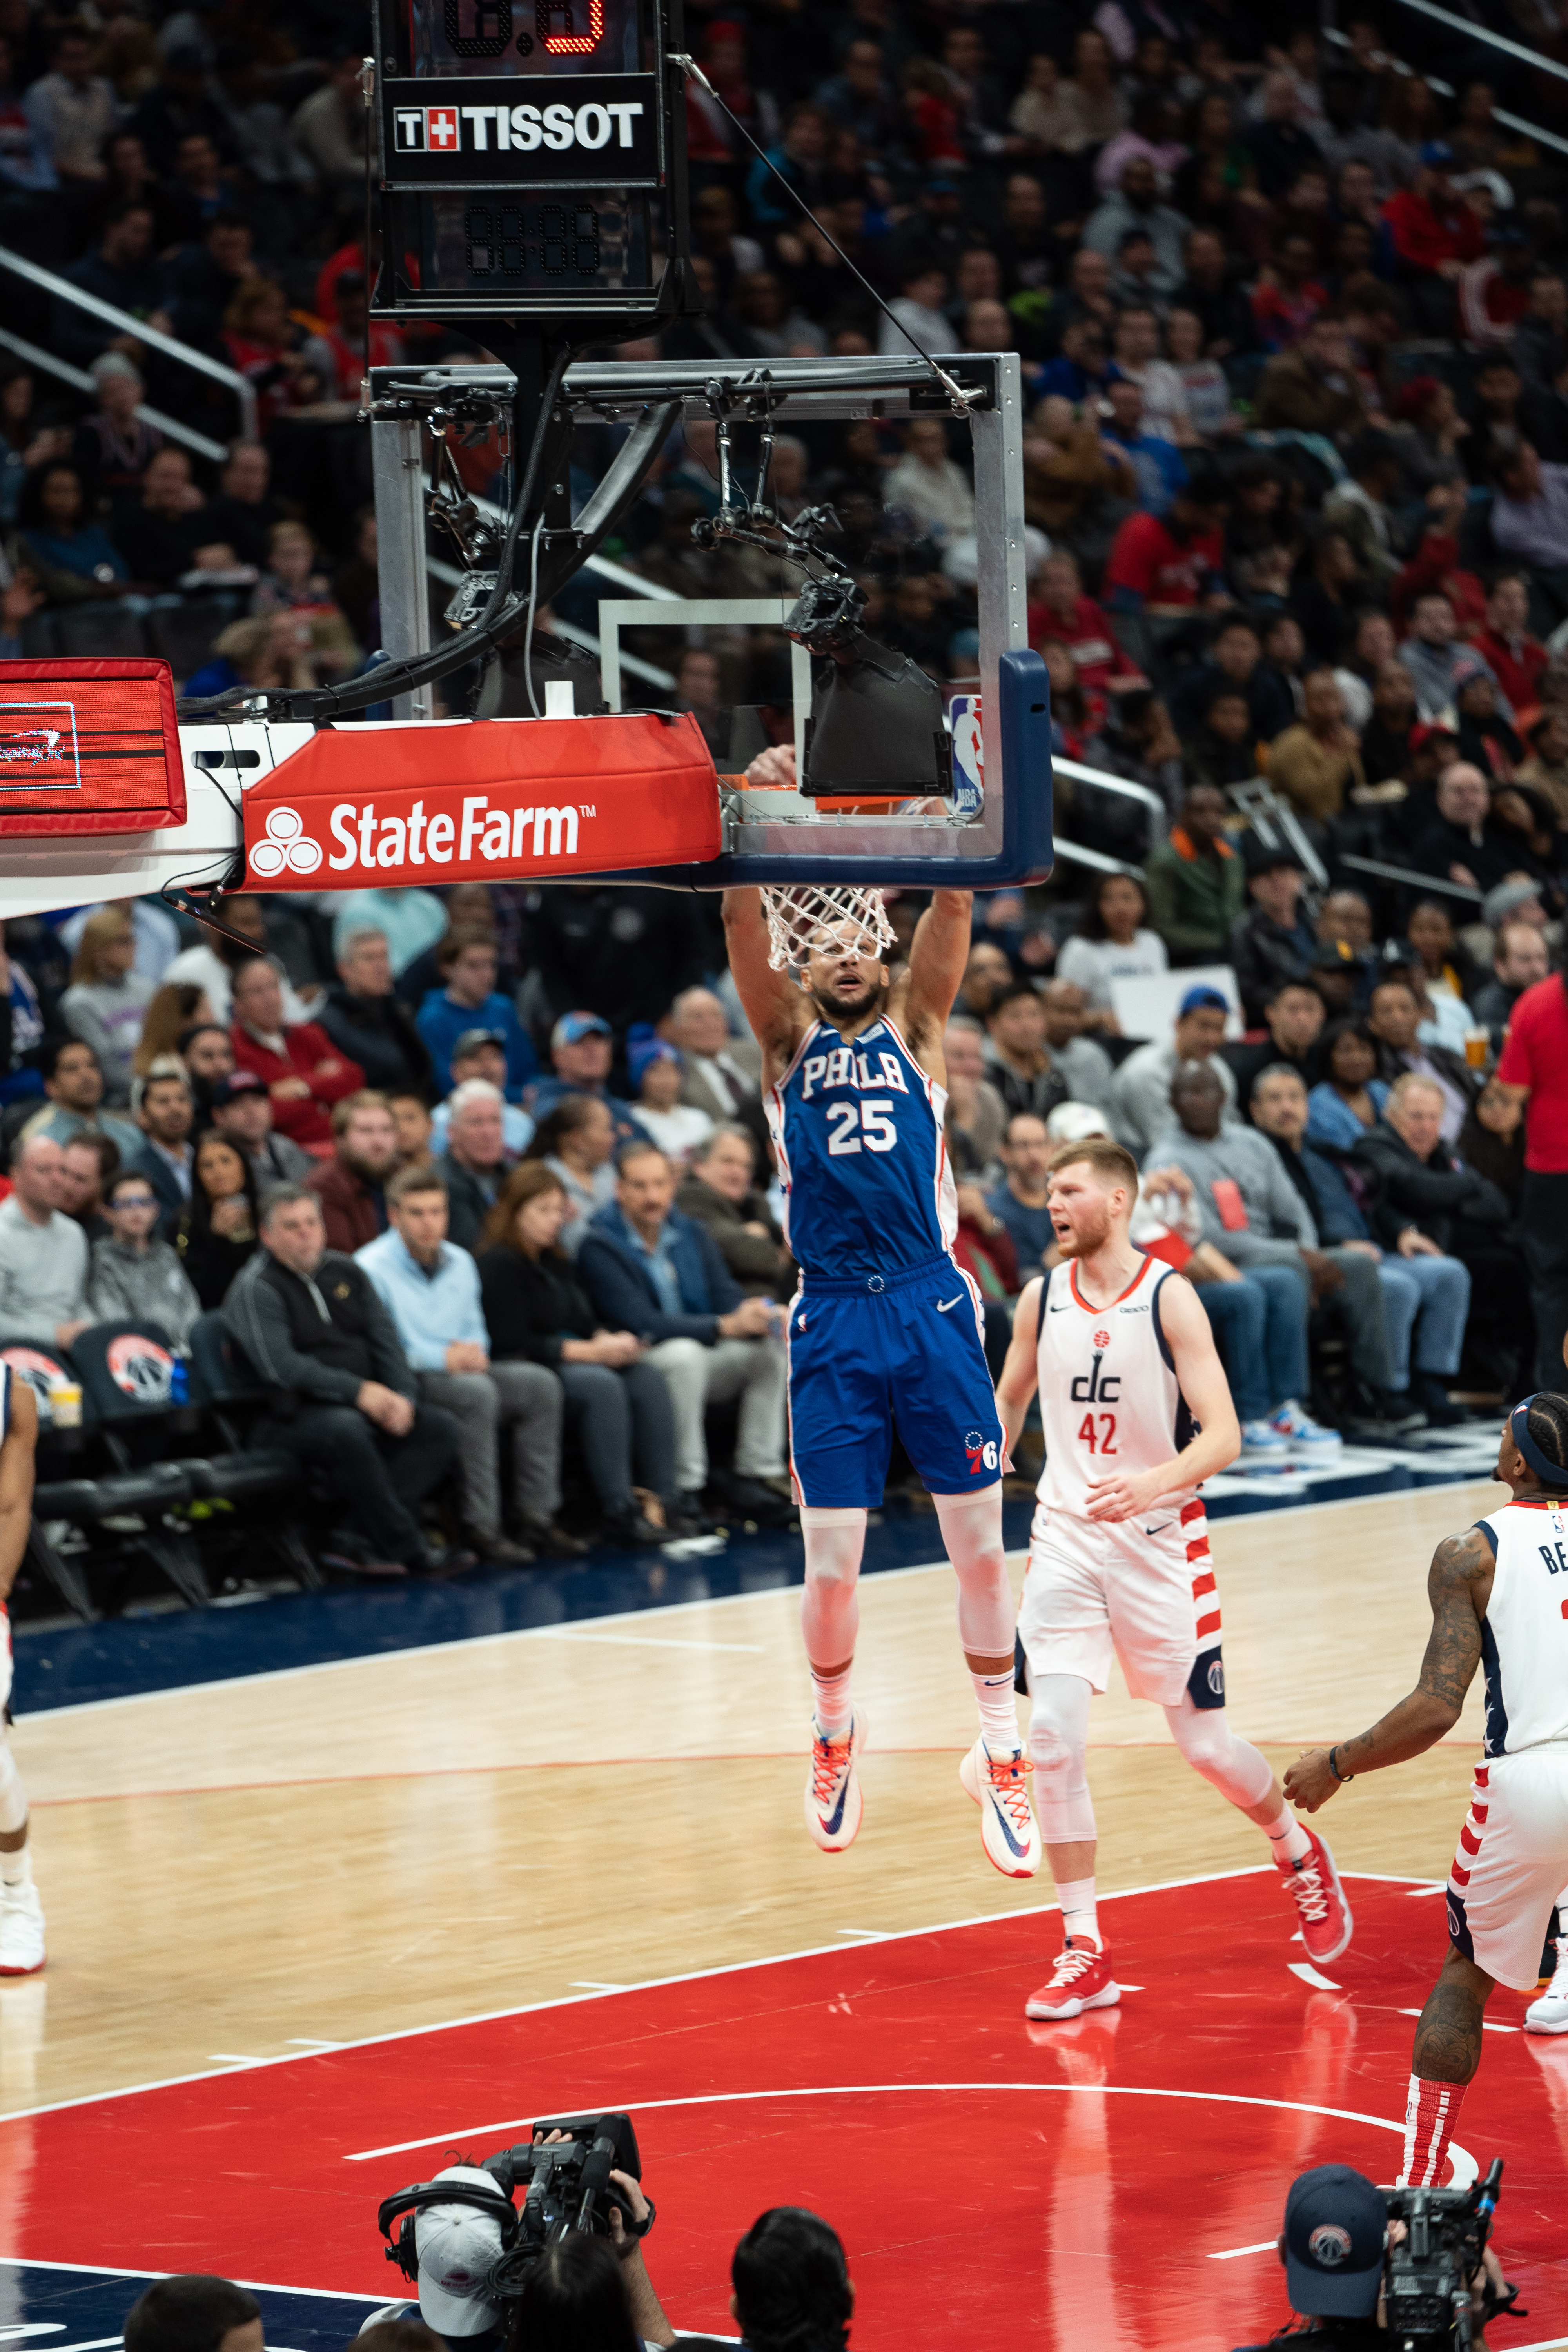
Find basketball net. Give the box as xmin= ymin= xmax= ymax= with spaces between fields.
xmin=760 ymin=884 xmax=899 ymax=973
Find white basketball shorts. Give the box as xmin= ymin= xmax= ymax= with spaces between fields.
xmin=0 ymin=1606 xmax=12 ymax=1715
xmin=1446 ymin=1746 xmax=1568 ymax=1989
xmin=1016 ymin=1498 xmax=1222 ymax=1711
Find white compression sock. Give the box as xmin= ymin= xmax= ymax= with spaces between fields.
xmin=1264 ymin=1804 xmax=1313 ymax=1869
xmin=0 ymin=1844 xmax=32 ymax=1891
xmin=810 ymin=1664 xmax=854 ymax=1740
xmin=971 ymin=1668 xmax=1020 ymax=1750
xmin=1055 ymin=1875 xmax=1099 ymax=1946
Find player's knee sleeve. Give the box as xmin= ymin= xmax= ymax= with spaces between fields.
xmin=800 ymin=1508 xmax=866 ymax=1659
xmin=0 ymin=1740 xmax=27 ymax=1837
xmin=930 ymin=1487 xmax=1014 ymax=1657
xmin=1025 ymin=1672 xmax=1096 ymax=1843
xmin=1164 ymin=1695 xmax=1274 ymax=1811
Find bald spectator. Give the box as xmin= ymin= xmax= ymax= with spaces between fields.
xmin=670 ymin=987 xmax=762 ymax=1122
xmin=230 ymin=957 xmax=364 ymax=1158
xmin=0 ymin=1135 xmax=90 ymax=1348
xmin=1412 ymin=763 xmax=1516 ymax=896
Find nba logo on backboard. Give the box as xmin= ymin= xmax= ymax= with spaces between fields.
xmin=946 ymin=696 xmax=984 ymax=821
xmin=0 ymin=702 xmax=80 ymax=791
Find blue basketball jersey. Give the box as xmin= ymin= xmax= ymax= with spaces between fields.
xmin=768 ymin=1016 xmax=956 ymax=1281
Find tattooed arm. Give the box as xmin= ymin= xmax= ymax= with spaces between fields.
xmin=1285 ymin=1525 xmax=1494 ymax=1812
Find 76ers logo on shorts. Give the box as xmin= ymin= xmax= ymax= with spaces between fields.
xmin=964 ymin=1428 xmax=999 ymax=1476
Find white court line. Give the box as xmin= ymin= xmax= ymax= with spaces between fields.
xmin=0 ymin=1868 xmax=1435 ymax=2127
xmin=342 ymin=2079 xmax=1474 ymax=2181
xmin=0 ymin=2327 xmax=69 ymax=2337
xmin=1208 ymin=2241 xmax=1276 ymax=2261
xmin=531 ymin=1631 xmax=764 ymax=1655
xmin=1287 ymin=1962 xmax=1343 ymax=1991
xmin=1394 ymin=2007 xmax=1519 ymax=2033
xmin=0 ymin=2258 xmax=383 ymax=2302
xmin=14 ymin=1470 xmax=1497 ymax=1725
xmin=1406 ymin=1884 xmax=1448 ymax=1896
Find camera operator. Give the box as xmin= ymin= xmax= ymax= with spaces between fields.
xmin=1233 ymin=2163 xmax=1506 ymax=2350
xmin=365 ymin=2152 xmax=674 ymax=2352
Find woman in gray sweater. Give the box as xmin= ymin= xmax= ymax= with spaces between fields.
xmin=87 ymin=1167 xmax=201 ymax=1350
xmin=59 ymin=907 xmax=156 ymax=1105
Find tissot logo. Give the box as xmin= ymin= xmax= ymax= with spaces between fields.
xmin=391 ymin=98 xmax=644 ymax=153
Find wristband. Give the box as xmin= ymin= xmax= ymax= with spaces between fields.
xmin=1329 ymin=1744 xmax=1354 ymax=1784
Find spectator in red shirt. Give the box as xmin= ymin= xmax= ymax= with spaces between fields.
xmin=1474 ymin=572 xmax=1547 ymax=714
xmin=1027 ymin=549 xmax=1145 ymax=726
xmin=1103 ymin=472 xmax=1230 ymax=615
xmin=1250 ymin=232 xmax=1327 ymax=354
xmin=319 ymin=271 xmax=403 ymax=402
xmin=1496 ymin=968 xmax=1568 ymax=1385
xmin=1381 ymin=142 xmax=1486 ymax=334
xmin=230 ymin=956 xmax=364 ymax=1159
xmin=1390 ymin=480 xmax=1488 ymax=640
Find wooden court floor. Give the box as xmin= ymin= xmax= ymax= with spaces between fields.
xmin=0 ymin=1479 xmax=1502 ymax=2118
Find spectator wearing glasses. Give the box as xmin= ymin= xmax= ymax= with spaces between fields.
xmin=87 ymin=1168 xmax=202 ymax=1349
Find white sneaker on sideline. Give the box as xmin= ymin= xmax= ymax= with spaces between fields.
xmin=0 ymin=1885 xmax=45 ymax=1976
xmin=1241 ymin=1420 xmax=1288 ymax=1454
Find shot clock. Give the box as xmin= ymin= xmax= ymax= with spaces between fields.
xmin=373 ymin=0 xmax=688 ymax=320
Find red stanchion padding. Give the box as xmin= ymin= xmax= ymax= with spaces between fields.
xmin=241 ymin=711 xmax=722 ymax=887
xmin=0 ymin=660 xmax=185 ymax=835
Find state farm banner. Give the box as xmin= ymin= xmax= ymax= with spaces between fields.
xmin=241 ymin=711 xmax=721 ymax=890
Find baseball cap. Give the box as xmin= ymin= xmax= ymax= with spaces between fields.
xmin=1245 ymin=842 xmax=1302 ymax=878
xmin=552 ymin=1011 xmax=612 ymax=1049
xmin=211 ymin=1069 xmax=265 ymax=1109
xmin=1178 ymin=984 xmax=1229 ymax=1017
xmin=1419 ymin=138 xmax=1455 ymax=167
xmin=415 ymin=2165 xmax=509 ymax=2337
xmin=1283 ymin=2164 xmax=1386 ymax=2319
xmin=1409 ymin=719 xmax=1459 ymax=755
xmin=452 ymin=1025 xmax=506 ymax=1060
xmin=1484 ymin=875 xmax=1544 ymax=927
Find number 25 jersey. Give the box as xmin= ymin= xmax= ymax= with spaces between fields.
xmin=1035 ymin=1252 xmax=1197 ymax=1521
xmin=768 ymin=1016 xmax=957 ymax=1282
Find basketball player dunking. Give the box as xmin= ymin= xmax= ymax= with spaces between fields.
xmin=995 ymin=1137 xmax=1352 ymax=2019
xmin=1288 ymin=1391 xmax=1568 ymax=2187
xmin=723 ymin=886 xmax=1040 ymax=1878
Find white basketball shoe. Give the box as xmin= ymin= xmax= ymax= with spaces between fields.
xmin=1528 ymin=1936 xmax=1568 ymax=2034
xmin=805 ymin=1714 xmax=865 ymax=1853
xmin=0 ymin=1884 xmax=45 ymax=1976
xmin=960 ymin=1737 xmax=1042 ymax=1877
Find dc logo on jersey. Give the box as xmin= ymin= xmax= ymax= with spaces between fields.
xmin=1207 ymin=1658 xmax=1225 ymax=1698
xmin=1094 ymin=1328 xmax=1110 ymax=1347
xmin=965 ymin=1437 xmax=999 ymax=1475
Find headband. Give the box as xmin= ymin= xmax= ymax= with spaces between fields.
xmin=1510 ymin=1395 xmax=1568 ymax=1492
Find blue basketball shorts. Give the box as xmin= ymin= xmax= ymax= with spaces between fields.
xmin=784 ymin=1250 xmax=1004 ymax=1509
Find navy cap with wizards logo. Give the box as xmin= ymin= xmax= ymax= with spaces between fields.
xmin=1284 ymin=2164 xmax=1386 ymax=2317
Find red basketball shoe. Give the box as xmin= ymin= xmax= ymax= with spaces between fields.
xmin=1279 ymin=1825 xmax=1354 ymax=1964
xmin=1024 ymin=1934 xmax=1120 ymax=2020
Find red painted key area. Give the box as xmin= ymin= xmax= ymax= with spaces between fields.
xmin=2 ymin=1871 xmax=1562 ymax=2348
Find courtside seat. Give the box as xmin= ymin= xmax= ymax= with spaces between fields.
xmin=180 ymin=1313 xmax=323 ymax=1590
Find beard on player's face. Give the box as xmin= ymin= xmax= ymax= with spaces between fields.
xmin=808 ymin=960 xmax=887 ymax=1022
xmin=1051 ymin=1194 xmax=1113 ymax=1256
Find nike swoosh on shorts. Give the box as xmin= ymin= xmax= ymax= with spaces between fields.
xmin=936 ymin=1296 xmax=962 ymax=1312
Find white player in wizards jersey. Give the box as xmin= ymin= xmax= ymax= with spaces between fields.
xmin=995 ymin=1135 xmax=1352 ymax=2021
xmin=1289 ymin=1390 xmax=1568 ymax=2188
xmin=0 ymin=1364 xmax=42 ymax=1971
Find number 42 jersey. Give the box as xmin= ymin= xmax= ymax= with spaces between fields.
xmin=768 ymin=1015 xmax=957 ymax=1282
xmin=1035 ymin=1252 xmax=1198 ymax=1521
